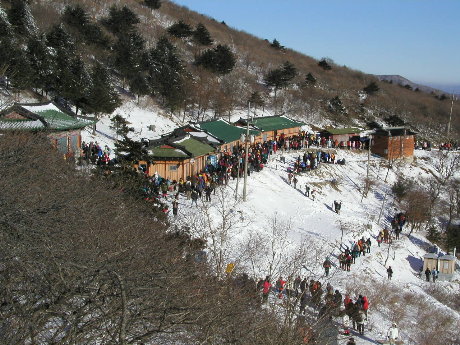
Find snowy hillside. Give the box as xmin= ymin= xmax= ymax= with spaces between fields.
xmin=87 ymin=112 xmax=460 ymax=345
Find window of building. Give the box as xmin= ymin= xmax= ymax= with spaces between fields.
xmin=169 ymin=165 xmax=178 ymax=171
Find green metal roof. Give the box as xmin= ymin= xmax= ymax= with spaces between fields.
xmin=35 ymin=109 xmax=93 ymax=130
xmin=250 ymin=116 xmax=304 ymax=132
xmin=175 ymin=137 xmax=215 ymax=157
xmin=149 ymin=145 xmax=189 ymax=159
xmin=322 ymin=127 xmax=361 ymax=135
xmin=198 ymin=119 xmax=259 ymax=144
xmin=0 ymin=103 xmax=93 ymax=131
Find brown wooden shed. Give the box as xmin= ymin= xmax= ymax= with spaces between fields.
xmin=371 ymin=127 xmax=416 ymax=160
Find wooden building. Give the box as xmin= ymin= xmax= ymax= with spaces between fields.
xmin=234 ymin=115 xmax=304 ymax=142
xmin=139 ymin=135 xmax=216 ymax=181
xmin=0 ymin=102 xmax=93 ymax=159
xmin=371 ymin=127 xmax=416 ymax=160
xmin=197 ymin=119 xmax=260 ymax=152
xmin=422 ymin=252 xmax=457 ymax=281
xmin=320 ymin=127 xmax=362 ymax=143
xmin=437 ymin=254 xmax=456 ymax=281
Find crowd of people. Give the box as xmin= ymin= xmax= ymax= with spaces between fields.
xmin=81 ymin=141 xmax=112 ymax=165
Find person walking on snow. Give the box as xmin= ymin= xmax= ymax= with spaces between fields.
xmin=262 ymin=276 xmax=272 ymax=303
xmin=425 ymin=267 xmax=431 ymax=282
xmin=432 ymin=268 xmax=438 ymax=283
xmin=323 ymin=257 xmax=332 ymax=276
xmin=387 ymin=266 xmax=393 ymax=280
xmin=305 ymin=184 xmax=310 ymax=197
xmin=387 ymin=323 xmax=399 ymax=345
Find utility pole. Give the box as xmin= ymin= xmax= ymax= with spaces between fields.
xmin=243 ymin=102 xmax=250 ymax=202
xmin=361 ymin=135 xmax=371 ymax=202
xmin=447 ymin=94 xmax=457 ymax=140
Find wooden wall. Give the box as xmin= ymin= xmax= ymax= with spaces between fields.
xmin=372 ymin=135 xmax=415 ymax=160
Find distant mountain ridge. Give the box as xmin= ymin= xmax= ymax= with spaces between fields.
xmin=376 ymin=75 xmax=445 ymax=95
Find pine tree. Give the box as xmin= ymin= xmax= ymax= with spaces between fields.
xmin=87 ymin=62 xmax=121 ymax=115
xmin=263 ymin=61 xmax=297 ymax=97
xmin=113 ymin=31 xmax=146 ymax=84
xmin=167 ymin=20 xmax=193 ymax=38
xmin=248 ymin=91 xmax=265 ymax=111
xmin=195 ymin=44 xmax=236 ymax=75
xmin=318 ymin=58 xmax=332 ymax=71
xmin=0 ymin=5 xmax=13 ymax=38
xmin=193 ymin=23 xmax=213 ymax=46
xmin=281 ymin=61 xmax=296 ymax=81
xmin=144 ymin=0 xmax=162 ymax=9
xmin=129 ymin=72 xmax=150 ymax=102
xmin=46 ymin=24 xmax=76 ymax=53
xmin=446 ymin=224 xmax=460 ymax=250
xmin=149 ymin=36 xmax=186 ymax=110
xmin=26 ymin=34 xmax=54 ymax=94
xmin=9 ymin=48 xmax=33 ymax=91
xmin=363 ymin=81 xmax=380 ymax=95
xmin=304 ymin=72 xmax=317 ymax=86
xmin=103 ymin=5 xmax=140 ymax=35
xmin=63 ymin=5 xmax=109 ymax=47
xmin=112 ymin=115 xmax=149 ymax=164
xmin=57 ymin=56 xmax=92 ymax=115
xmin=270 ymin=39 xmax=284 ymax=50
xmin=8 ymin=0 xmax=37 ymax=37
xmin=63 ymin=5 xmax=88 ymax=29
xmin=328 ymin=96 xmax=346 ymax=115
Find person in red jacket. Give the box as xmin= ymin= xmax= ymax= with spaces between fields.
xmin=262 ymin=276 xmax=272 ymax=303
xmin=344 ymin=295 xmax=352 ymax=309
xmin=362 ymin=296 xmax=369 ymax=319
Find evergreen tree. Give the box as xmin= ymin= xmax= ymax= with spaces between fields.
xmin=363 ymin=81 xmax=380 ymax=95
xmin=270 ymin=39 xmax=284 ymax=50
xmin=328 ymin=96 xmax=346 ymax=115
xmin=167 ymin=20 xmax=193 ymax=38
xmin=281 ymin=61 xmax=297 ymax=81
xmin=8 ymin=0 xmax=37 ymax=37
xmin=0 ymin=5 xmax=13 ymax=38
xmin=57 ymin=56 xmax=92 ymax=115
xmin=9 ymin=48 xmax=33 ymax=91
xmin=112 ymin=115 xmax=149 ymax=164
xmin=129 ymin=72 xmax=150 ymax=102
xmin=103 ymin=5 xmax=140 ymax=35
xmin=63 ymin=5 xmax=109 ymax=47
xmin=195 ymin=44 xmax=236 ymax=75
xmin=318 ymin=58 xmax=332 ymax=70
xmin=26 ymin=34 xmax=54 ymax=94
xmin=144 ymin=0 xmax=162 ymax=9
xmin=248 ymin=91 xmax=265 ymax=111
xmin=149 ymin=36 xmax=186 ymax=110
xmin=63 ymin=4 xmax=88 ymax=29
xmin=263 ymin=61 xmax=297 ymax=96
xmin=87 ymin=62 xmax=121 ymax=115
xmin=113 ymin=31 xmax=146 ymax=84
xmin=304 ymin=72 xmax=317 ymax=86
xmin=46 ymin=24 xmax=76 ymax=53
xmin=446 ymin=224 xmax=460 ymax=250
xmin=193 ymin=23 xmax=213 ymax=46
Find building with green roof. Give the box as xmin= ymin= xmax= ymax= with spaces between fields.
xmin=234 ymin=115 xmax=304 ymax=142
xmin=142 ymin=135 xmax=217 ymax=181
xmin=0 ymin=102 xmax=94 ymax=159
xmin=197 ymin=119 xmax=260 ymax=151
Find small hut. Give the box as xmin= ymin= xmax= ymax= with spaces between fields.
xmin=437 ymin=254 xmax=456 ymax=281
xmin=422 ymin=253 xmax=438 ymax=272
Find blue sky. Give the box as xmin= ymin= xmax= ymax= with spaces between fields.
xmin=171 ymin=0 xmax=459 ymax=90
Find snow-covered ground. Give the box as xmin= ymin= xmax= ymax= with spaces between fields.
xmin=77 ymin=104 xmax=460 ymax=344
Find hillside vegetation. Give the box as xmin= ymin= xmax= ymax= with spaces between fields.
xmin=0 ymin=0 xmax=458 ymax=140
